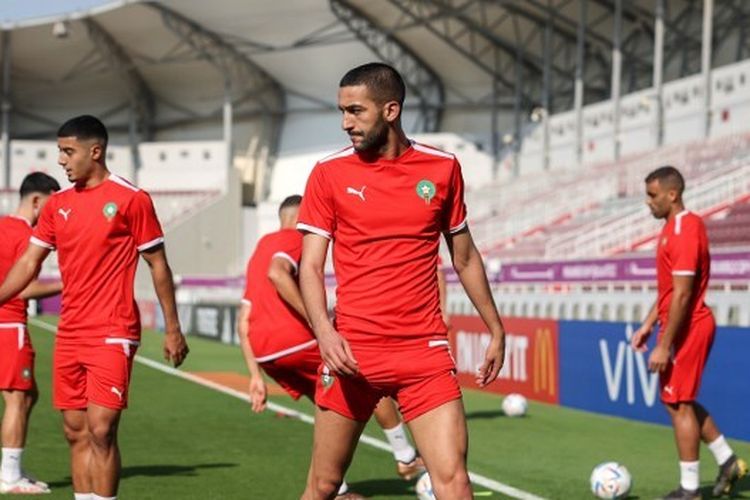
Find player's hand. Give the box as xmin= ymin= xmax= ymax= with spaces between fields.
xmin=249 ymin=376 xmax=267 ymax=413
xmin=631 ymin=324 xmax=652 ymax=352
xmin=477 ymin=335 xmax=505 ymax=387
xmin=648 ymin=345 xmax=670 ymax=372
xmin=316 ymin=327 xmax=358 ymax=376
xmin=163 ymin=330 xmax=189 ymax=368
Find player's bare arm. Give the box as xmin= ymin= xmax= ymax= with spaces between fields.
xmin=299 ymin=232 xmax=359 ymax=376
xmin=445 ymin=227 xmax=505 ymax=387
xmin=0 ymin=244 xmax=50 ymax=305
xmin=267 ymin=256 xmax=309 ymax=322
xmin=19 ymin=280 xmax=63 ymax=301
xmin=649 ymin=275 xmax=694 ymax=372
xmin=237 ymin=302 xmax=267 ymax=412
xmin=141 ymin=245 xmax=189 ymax=367
xmin=631 ymin=301 xmax=658 ymax=352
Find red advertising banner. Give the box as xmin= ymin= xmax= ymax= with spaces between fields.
xmin=448 ymin=316 xmax=560 ymax=404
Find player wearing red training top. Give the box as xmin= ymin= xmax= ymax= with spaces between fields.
xmin=297 ymin=63 xmax=506 ymax=500
xmin=239 ymin=195 xmax=424 ymax=500
xmin=0 ymin=173 xmax=62 ymax=495
xmin=632 ymin=166 xmax=747 ymax=500
xmin=0 ymin=116 xmax=189 ymax=500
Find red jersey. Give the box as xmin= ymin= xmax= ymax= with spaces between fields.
xmin=0 ymin=215 xmax=33 ymax=324
xmin=656 ymin=210 xmax=713 ymax=329
xmin=242 ymin=229 xmax=315 ymax=362
xmin=297 ymin=141 xmax=467 ymax=339
xmin=31 ymin=175 xmax=164 ymax=341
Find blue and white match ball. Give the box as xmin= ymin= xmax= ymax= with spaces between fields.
xmin=501 ymin=393 xmax=528 ymax=417
xmin=590 ymin=462 xmax=632 ymax=499
xmin=415 ymin=472 xmax=435 ymax=500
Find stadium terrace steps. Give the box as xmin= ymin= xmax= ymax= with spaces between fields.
xmin=477 ymin=133 xmax=750 ymax=262
xmin=707 ymin=198 xmax=750 ymax=247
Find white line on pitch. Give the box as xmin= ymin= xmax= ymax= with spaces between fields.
xmin=30 ymin=318 xmax=545 ymax=500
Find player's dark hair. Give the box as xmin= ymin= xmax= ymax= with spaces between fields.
xmin=279 ymin=195 xmax=302 ymax=214
xmin=19 ymin=172 xmax=61 ymax=199
xmin=340 ymin=63 xmax=406 ymax=106
xmin=57 ymin=115 xmax=109 ymax=148
xmin=645 ymin=166 xmax=685 ymax=195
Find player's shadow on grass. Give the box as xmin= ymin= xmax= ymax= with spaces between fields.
xmin=465 ymin=409 xmax=509 ymax=420
xmin=47 ymin=463 xmax=238 ymax=488
xmin=121 ymin=462 xmax=238 ymax=478
xmin=348 ymin=478 xmax=415 ymax=497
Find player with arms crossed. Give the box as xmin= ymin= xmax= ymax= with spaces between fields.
xmin=632 ymin=166 xmax=747 ymax=499
xmin=239 ymin=195 xmax=425 ymax=499
xmin=0 ymin=116 xmax=189 ymax=500
xmin=297 ymin=63 xmax=506 ymax=500
xmin=0 ymin=173 xmax=62 ymax=494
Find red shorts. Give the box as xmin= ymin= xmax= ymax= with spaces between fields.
xmin=53 ymin=336 xmax=139 ymax=411
xmin=315 ymin=335 xmax=461 ymax=422
xmin=260 ymin=343 xmax=321 ymax=401
xmin=659 ymin=315 xmax=715 ymax=404
xmin=0 ymin=324 xmax=35 ymax=391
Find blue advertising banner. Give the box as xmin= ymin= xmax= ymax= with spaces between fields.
xmin=559 ymin=321 xmax=750 ymax=442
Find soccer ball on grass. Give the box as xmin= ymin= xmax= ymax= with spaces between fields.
xmin=590 ymin=461 xmax=632 ymax=499
xmin=501 ymin=393 xmax=528 ymax=417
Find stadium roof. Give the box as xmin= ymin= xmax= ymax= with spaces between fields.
xmin=1 ymin=0 xmax=749 ymax=156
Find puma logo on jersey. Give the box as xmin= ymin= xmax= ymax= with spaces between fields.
xmin=663 ymin=385 xmax=674 ymax=395
xmin=58 ymin=208 xmax=72 ymax=221
xmin=346 ymin=186 xmax=366 ymax=202
xmin=111 ymin=386 xmax=124 ymax=401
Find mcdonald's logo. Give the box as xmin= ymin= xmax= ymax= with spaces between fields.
xmin=533 ymin=328 xmax=556 ymax=396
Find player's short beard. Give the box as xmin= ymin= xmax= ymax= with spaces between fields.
xmin=354 ymin=117 xmax=389 ymax=153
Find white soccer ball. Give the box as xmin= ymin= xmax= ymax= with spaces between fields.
xmin=415 ymin=472 xmax=435 ymax=500
xmin=590 ymin=462 xmax=632 ymax=499
xmin=501 ymin=393 xmax=528 ymax=417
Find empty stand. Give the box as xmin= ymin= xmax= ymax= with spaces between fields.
xmin=477 ymin=133 xmax=750 ymax=262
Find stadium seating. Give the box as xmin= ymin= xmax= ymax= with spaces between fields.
xmin=479 ymin=133 xmax=750 ymax=261
xmin=705 ymin=197 xmax=750 ymax=248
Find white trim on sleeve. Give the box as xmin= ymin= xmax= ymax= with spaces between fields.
xmin=674 ymin=210 xmax=690 ymax=235
xmin=30 ymin=236 xmax=55 ymax=250
xmin=272 ymin=252 xmax=299 ymax=273
xmin=8 ymin=214 xmax=32 ymax=227
xmin=109 ymin=174 xmax=140 ymax=192
xmin=297 ymin=223 xmax=331 ymax=240
xmin=137 ymin=236 xmax=164 ymax=252
xmin=412 ymin=142 xmax=455 ymax=159
xmin=255 ymin=339 xmax=318 ymax=363
xmin=241 ymin=298 xmax=251 ymax=306
xmin=672 ymin=270 xmax=696 ymax=276
xmin=447 ymin=218 xmax=468 ymax=234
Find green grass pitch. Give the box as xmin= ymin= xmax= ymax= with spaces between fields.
xmin=10 ymin=316 xmax=749 ymax=499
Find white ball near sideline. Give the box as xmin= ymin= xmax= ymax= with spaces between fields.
xmin=501 ymin=393 xmax=528 ymax=417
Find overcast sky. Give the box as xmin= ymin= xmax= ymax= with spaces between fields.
xmin=1 ymin=0 xmax=113 ymax=23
